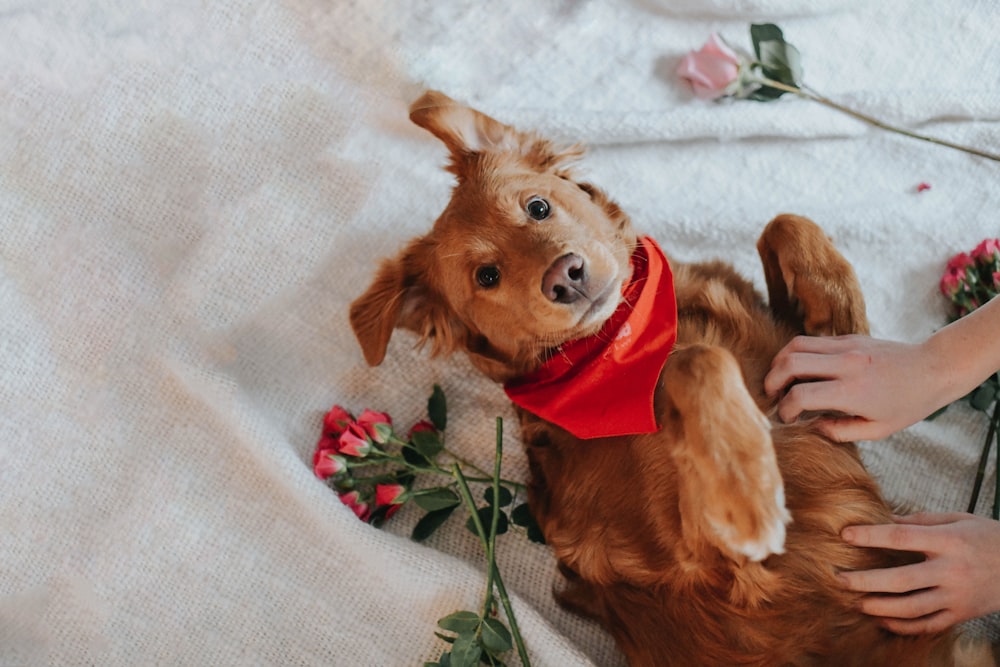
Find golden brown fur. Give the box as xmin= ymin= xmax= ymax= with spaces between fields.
xmin=349 ymin=91 xmax=984 ymax=666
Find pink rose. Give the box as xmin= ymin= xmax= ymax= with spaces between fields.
xmin=676 ymin=33 xmax=743 ymax=100
xmin=940 ymin=251 xmax=974 ymax=298
xmin=407 ymin=420 xmax=437 ymax=439
xmin=375 ymin=483 xmax=407 ymax=506
xmin=339 ymin=490 xmax=371 ymax=522
xmin=357 ymin=408 xmax=393 ymax=444
xmin=313 ymin=449 xmax=347 ymax=479
xmin=972 ymin=238 xmax=1000 ymax=263
xmin=323 ymin=405 xmax=354 ymax=438
xmin=338 ymin=422 xmax=372 ymax=457
xmin=375 ymin=483 xmax=408 ymax=521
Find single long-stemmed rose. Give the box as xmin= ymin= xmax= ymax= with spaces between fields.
xmin=677 ymin=24 xmax=1000 ymax=163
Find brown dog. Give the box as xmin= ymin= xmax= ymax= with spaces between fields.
xmin=349 ymin=91 xmax=986 ymax=666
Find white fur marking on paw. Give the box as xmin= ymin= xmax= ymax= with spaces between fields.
xmin=709 ymin=485 xmax=791 ymax=562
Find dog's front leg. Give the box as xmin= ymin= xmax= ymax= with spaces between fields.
xmin=658 ymin=344 xmax=791 ymax=567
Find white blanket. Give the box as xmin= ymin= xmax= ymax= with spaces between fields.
xmin=2 ymin=1 xmax=998 ymax=665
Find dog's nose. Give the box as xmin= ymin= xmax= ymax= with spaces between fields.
xmin=542 ymin=253 xmax=586 ymax=304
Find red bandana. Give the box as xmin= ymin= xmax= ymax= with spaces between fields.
xmin=503 ymin=237 xmax=677 ymax=439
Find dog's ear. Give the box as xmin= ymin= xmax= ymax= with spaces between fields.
xmin=409 ymin=91 xmax=584 ymax=174
xmin=349 ymin=236 xmax=462 ymax=366
xmin=409 ymin=90 xmax=519 ymax=156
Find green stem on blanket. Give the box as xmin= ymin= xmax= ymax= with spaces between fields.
xmin=993 ymin=403 xmax=1000 ymax=520
xmin=350 ymin=451 xmax=527 ymax=493
xmin=967 ymin=400 xmax=1000 ymax=516
xmin=451 ymin=420 xmax=531 ymax=667
xmin=443 ymin=446 xmax=493 ymax=480
xmin=753 ymin=76 xmax=1000 ymax=163
xmin=389 ymin=434 xmax=493 ymax=479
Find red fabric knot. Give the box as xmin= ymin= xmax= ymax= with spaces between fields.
xmin=503 ymin=237 xmax=677 ymax=439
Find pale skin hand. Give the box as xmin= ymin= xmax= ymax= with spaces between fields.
xmin=763 ymin=335 xmax=941 ymax=442
xmin=764 ymin=296 xmax=1000 ymax=632
xmin=764 ymin=295 xmax=1000 ymax=443
xmin=839 ymin=513 xmax=1000 ymax=634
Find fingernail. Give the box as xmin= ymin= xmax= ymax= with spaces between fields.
xmin=841 ymin=527 xmax=855 ymax=542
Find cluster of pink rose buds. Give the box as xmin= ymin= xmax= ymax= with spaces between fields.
xmin=313 ymin=404 xmax=430 ymax=523
xmin=940 ymin=239 xmax=1000 ymax=319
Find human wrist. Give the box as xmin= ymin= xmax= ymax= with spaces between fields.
xmin=923 ymin=300 xmax=1000 ymax=411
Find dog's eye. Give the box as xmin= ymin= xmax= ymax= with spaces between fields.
xmin=476 ymin=266 xmax=501 ymax=289
xmin=525 ymin=196 xmax=550 ymax=221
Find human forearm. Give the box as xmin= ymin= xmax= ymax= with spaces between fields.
xmin=921 ymin=294 xmax=1000 ymax=412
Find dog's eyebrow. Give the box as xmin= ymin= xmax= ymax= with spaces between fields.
xmin=445 ymin=238 xmax=501 ymax=261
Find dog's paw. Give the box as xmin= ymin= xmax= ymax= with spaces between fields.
xmin=665 ymin=345 xmax=792 ymax=563
xmin=757 ymin=214 xmax=869 ymax=336
xmin=705 ymin=469 xmax=790 ymax=562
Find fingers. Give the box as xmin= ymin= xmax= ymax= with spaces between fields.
xmin=771 ymin=379 xmax=855 ymax=426
xmin=839 ymin=562 xmax=936 ymax=595
xmin=839 ymin=560 xmax=958 ymax=635
xmin=854 ymin=586 xmax=948 ymax=621
xmin=815 ymin=416 xmax=884 ymax=443
xmin=765 ymin=335 xmax=855 ymax=397
xmin=854 ymin=588 xmax=958 ymax=635
xmin=841 ymin=522 xmax=939 ymax=553
xmin=891 ymin=512 xmax=972 ymax=527
xmin=878 ymin=612 xmax=955 ymax=635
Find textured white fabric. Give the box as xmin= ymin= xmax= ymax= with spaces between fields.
xmin=2 ymin=1 xmax=999 ymax=665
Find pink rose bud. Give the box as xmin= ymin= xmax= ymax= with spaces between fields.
xmin=408 ymin=420 xmax=437 ymax=439
xmin=676 ymin=33 xmax=743 ymax=100
xmin=338 ymin=422 xmax=372 ymax=457
xmin=357 ymin=408 xmax=393 ymax=444
xmin=323 ymin=405 xmax=354 ymax=438
xmin=940 ymin=252 xmax=975 ymax=298
xmin=972 ymin=238 xmax=1000 ymax=262
xmin=375 ymin=483 xmax=408 ymax=507
xmin=339 ymin=490 xmax=371 ymax=522
xmin=313 ymin=451 xmax=347 ymax=479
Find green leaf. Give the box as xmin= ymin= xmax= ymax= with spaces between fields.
xmin=466 ymin=507 xmax=508 ymax=537
xmin=429 ymin=384 xmax=448 ymax=431
xmin=484 ymin=485 xmax=513 ymax=508
xmin=970 ymin=383 xmax=999 ymax=412
xmin=438 ymin=611 xmax=481 ymax=634
xmin=748 ymin=23 xmax=802 ymax=99
xmin=526 ymin=524 xmax=546 ymax=545
xmin=750 ymin=23 xmax=785 ymax=60
xmin=414 ymin=487 xmax=462 ymax=512
xmin=509 ymin=503 xmax=534 ymax=527
xmin=758 ymin=39 xmax=802 ymax=87
xmin=426 ymin=651 xmax=452 ymax=667
xmin=412 ymin=429 xmax=445 ymax=459
xmin=402 ymin=443 xmax=431 ymax=466
xmin=511 ymin=503 xmax=546 ymax=544
xmin=480 ymin=618 xmax=513 ymax=654
xmin=449 ymin=632 xmax=482 ymax=667
xmin=412 ymin=505 xmax=458 ymax=542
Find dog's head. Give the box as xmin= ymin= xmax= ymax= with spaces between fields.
xmin=349 ymin=91 xmax=636 ymax=381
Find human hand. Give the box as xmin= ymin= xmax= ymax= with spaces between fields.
xmin=763 ymin=334 xmax=944 ymax=442
xmin=839 ymin=513 xmax=1000 ymax=634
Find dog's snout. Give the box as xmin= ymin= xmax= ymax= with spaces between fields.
xmin=542 ymin=253 xmax=587 ymax=304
